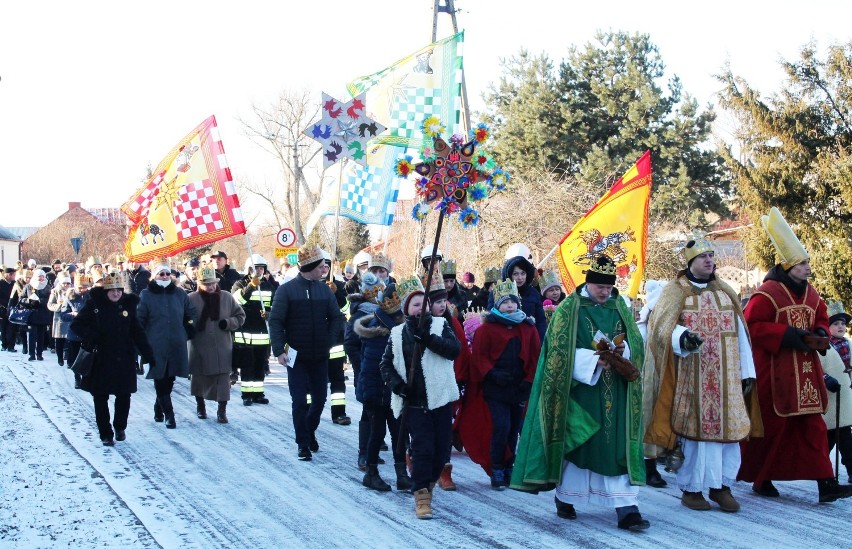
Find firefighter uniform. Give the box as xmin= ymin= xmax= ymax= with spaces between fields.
xmin=232 ymin=261 xmax=278 ymax=406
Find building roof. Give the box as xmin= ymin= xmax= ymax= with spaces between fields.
xmin=1 ymin=226 xmax=36 ymax=240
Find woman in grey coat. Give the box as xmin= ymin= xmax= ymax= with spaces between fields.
xmin=47 ymin=272 xmax=73 ymax=366
xmin=137 ymin=264 xmax=198 ymax=429
xmin=187 ymin=265 xmax=245 ymax=423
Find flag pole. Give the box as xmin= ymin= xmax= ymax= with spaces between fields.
xmin=329 ymin=160 xmax=346 ymax=268
xmin=536 ymin=242 xmax=560 ymax=269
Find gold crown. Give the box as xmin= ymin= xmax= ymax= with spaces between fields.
xmin=102 ymin=270 xmax=124 ymax=290
xmin=378 ymin=288 xmax=402 ymax=315
xmin=683 ymin=238 xmax=714 ymax=263
xmin=539 ymin=269 xmax=561 ymax=291
xmin=297 ymin=246 xmax=324 ymax=267
xmin=492 ymin=278 xmax=519 ymax=303
xmin=588 ymin=256 xmax=617 ymax=276
xmin=369 ymin=253 xmax=392 ymax=271
xmin=761 ymin=207 xmax=809 ymax=270
xmin=424 ymin=269 xmax=445 ymax=294
xmin=396 ymin=275 xmax=425 ymax=305
xmin=86 ymin=256 xmax=103 ymax=269
xmin=439 ymin=259 xmax=457 ymax=276
xmin=199 ymin=264 xmax=217 ymax=284
xmin=484 ymin=267 xmax=501 ymax=283
xmin=115 ymin=254 xmax=128 ymax=264
xmin=74 ymin=273 xmax=92 ymax=288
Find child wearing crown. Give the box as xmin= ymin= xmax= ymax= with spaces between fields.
xmin=380 ymin=275 xmax=460 ymax=519
xmin=458 ymin=279 xmax=541 ymax=490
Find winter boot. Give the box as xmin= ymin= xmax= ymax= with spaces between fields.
xmin=362 ymin=465 xmax=392 ymax=492
xmin=414 ymin=488 xmax=433 ymax=519
xmin=154 ymin=400 xmax=164 ymax=422
xmin=818 ymin=478 xmax=852 ymax=503
xmin=681 ymin=491 xmax=711 ymax=511
xmin=217 ymin=402 xmax=228 ymax=424
xmin=645 ymin=458 xmax=667 ymax=488
xmin=709 ymin=485 xmax=740 ymax=512
xmin=164 ymin=413 xmax=177 ymax=429
xmin=196 ymin=397 xmax=207 ymax=419
xmin=555 ymin=496 xmax=577 ymax=519
xmin=395 ymin=462 xmax=414 ymax=491
xmin=437 ymin=463 xmax=456 ymax=491
xmin=491 ymin=467 xmax=506 ymax=491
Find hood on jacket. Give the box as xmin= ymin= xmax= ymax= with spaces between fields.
xmin=353 ymin=314 xmax=390 ymax=339
xmin=501 ymin=256 xmax=536 ymax=289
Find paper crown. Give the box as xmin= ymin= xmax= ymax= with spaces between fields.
xmin=492 ymin=278 xmax=519 ymax=304
xmin=425 ymin=269 xmax=445 ymax=294
xmin=439 ymin=259 xmax=457 ymax=277
xmin=396 ymin=275 xmax=425 ymax=305
xmin=588 ymin=256 xmax=617 ymax=276
xmin=360 ymin=271 xmax=385 ymax=301
xmin=297 ymin=246 xmax=324 ymax=267
xmin=115 ymin=254 xmax=128 ymax=264
xmin=683 ymin=238 xmax=715 ymax=263
xmin=378 ymin=287 xmax=402 ymax=315
xmin=102 ymin=270 xmax=124 ymax=290
xmin=484 ymin=267 xmax=501 ymax=283
xmin=539 ymin=269 xmax=562 ymax=294
xmin=827 ymin=301 xmax=851 ymax=323
xmin=369 ymin=252 xmax=392 ymax=271
xmin=761 ymin=207 xmax=809 ymax=270
xmin=74 ymin=273 xmax=92 ymax=288
xmin=86 ymin=256 xmax=103 ymax=269
xmin=199 ymin=264 xmax=217 ymax=284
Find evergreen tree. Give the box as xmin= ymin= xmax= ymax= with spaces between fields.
xmin=717 ymin=41 xmax=852 ymax=302
xmin=482 ymin=31 xmax=728 ymax=226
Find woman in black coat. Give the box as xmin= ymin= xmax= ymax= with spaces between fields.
xmin=70 ymin=273 xmax=154 ymax=446
xmin=22 ymin=269 xmax=53 ymax=361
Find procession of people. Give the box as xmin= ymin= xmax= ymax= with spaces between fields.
xmin=2 ymin=205 xmax=851 ymax=530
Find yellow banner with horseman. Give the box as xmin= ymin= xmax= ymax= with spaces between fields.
xmin=556 ymin=151 xmax=652 ymax=298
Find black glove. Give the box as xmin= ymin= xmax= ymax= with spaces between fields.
xmin=218 ymin=319 xmax=229 ymax=330
xmin=410 ymin=325 xmax=431 ymax=344
xmin=741 ymin=378 xmax=755 ymax=396
xmin=486 ymin=369 xmax=514 ymax=387
xmin=782 ymin=327 xmax=812 ymax=352
xmin=519 ymin=380 xmax=532 ymax=399
xmin=679 ymin=330 xmax=704 ymax=352
xmin=391 ymin=380 xmax=408 ymax=399
xmin=184 ymin=320 xmax=196 ymax=340
xmin=825 ymin=374 xmax=841 ymax=393
xmin=815 ymin=328 xmax=829 ymax=338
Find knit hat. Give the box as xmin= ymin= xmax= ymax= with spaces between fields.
xmin=461 ymin=272 xmax=475 ymax=284
xmin=585 ymin=256 xmax=617 ymax=286
xmin=66 ymin=264 xmax=78 ymax=273
xmin=27 ymin=259 xmax=37 ymax=268
xmin=344 ymin=263 xmax=355 ymax=275
xmin=359 ymin=271 xmax=385 ymax=301
xmin=297 ymin=246 xmax=324 ymax=272
xmin=56 ymin=274 xmax=72 ymax=285
xmin=396 ymin=275 xmax=425 ymax=316
xmin=539 ymin=269 xmax=562 ymax=296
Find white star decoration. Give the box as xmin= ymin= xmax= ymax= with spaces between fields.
xmin=303 ymin=92 xmax=386 ymax=168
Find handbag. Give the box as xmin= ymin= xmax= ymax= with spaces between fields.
xmin=8 ymin=305 xmax=32 ymax=325
xmin=71 ymin=347 xmax=97 ymax=377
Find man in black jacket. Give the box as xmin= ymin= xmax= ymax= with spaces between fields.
xmin=212 ymin=250 xmax=242 ymax=292
xmin=269 ymin=246 xmax=345 ymax=461
xmin=0 ymin=267 xmax=16 ymax=351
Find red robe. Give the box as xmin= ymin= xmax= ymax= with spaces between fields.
xmin=457 ymin=318 xmax=541 ymax=475
xmin=738 ymin=278 xmax=833 ymax=483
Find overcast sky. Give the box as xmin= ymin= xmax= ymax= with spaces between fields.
xmin=1 ymin=0 xmax=849 ymax=229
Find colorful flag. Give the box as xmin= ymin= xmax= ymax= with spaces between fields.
xmin=556 ymin=151 xmax=652 ymax=298
xmin=304 ymin=144 xmax=401 ymax=237
xmin=347 ymin=31 xmax=464 ymax=150
xmin=121 ymin=115 xmax=246 ymax=262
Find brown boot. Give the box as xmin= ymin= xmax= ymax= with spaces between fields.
xmin=681 ymin=491 xmax=711 ymax=510
xmin=217 ymin=402 xmax=228 ymax=424
xmin=437 ymin=463 xmax=456 ymax=491
xmin=196 ymin=397 xmax=207 ymax=419
xmin=709 ymin=486 xmax=740 ymax=512
xmin=414 ymin=488 xmax=433 ymax=519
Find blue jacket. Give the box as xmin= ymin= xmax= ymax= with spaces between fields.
xmin=353 ymin=312 xmax=392 ymax=405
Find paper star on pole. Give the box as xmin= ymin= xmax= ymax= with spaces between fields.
xmin=304 ymin=92 xmax=386 ymax=168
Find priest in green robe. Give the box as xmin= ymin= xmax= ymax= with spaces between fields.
xmin=510 ymin=256 xmax=649 ymax=531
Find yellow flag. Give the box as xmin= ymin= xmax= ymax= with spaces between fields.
xmin=556 ymin=151 xmax=652 ymax=298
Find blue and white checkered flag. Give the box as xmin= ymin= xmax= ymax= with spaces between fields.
xmin=305 ymin=144 xmax=401 ymax=237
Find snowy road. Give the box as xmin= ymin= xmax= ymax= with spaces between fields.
xmin=1 ymin=349 xmax=850 ymax=548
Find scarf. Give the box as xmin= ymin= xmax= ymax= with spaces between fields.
xmin=198 ymin=289 xmax=221 ymax=329
xmin=830 ymin=336 xmax=851 ymax=371
xmin=30 ymin=269 xmax=47 ymax=290
xmin=489 ymin=307 xmax=529 ymax=326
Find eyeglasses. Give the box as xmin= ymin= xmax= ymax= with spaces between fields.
xmin=157 ymin=272 xmax=171 ymax=277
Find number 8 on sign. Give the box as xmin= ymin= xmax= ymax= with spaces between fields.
xmin=276 ymin=228 xmax=296 ymax=248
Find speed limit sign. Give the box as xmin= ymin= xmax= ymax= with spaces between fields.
xmin=276 ymin=228 xmax=297 ymax=248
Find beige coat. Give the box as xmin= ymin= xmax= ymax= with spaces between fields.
xmin=820 ymin=347 xmax=852 ymax=430
xmin=187 ymin=290 xmax=245 ymax=376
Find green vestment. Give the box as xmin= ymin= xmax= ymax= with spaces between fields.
xmin=510 ymin=286 xmax=646 ymax=492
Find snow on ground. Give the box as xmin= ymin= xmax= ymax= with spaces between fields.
xmin=1 ymin=349 xmax=850 ymax=549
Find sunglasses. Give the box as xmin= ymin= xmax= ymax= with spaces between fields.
xmin=157 ymin=271 xmax=171 ymax=277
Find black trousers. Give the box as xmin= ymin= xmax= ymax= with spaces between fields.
xmin=827 ymin=425 xmax=852 ymax=476
xmin=55 ymin=337 xmax=66 ymax=363
xmin=93 ymin=393 xmax=131 ymax=440
xmin=486 ymin=398 xmax=524 ymax=469
xmin=153 ymin=376 xmax=176 ymax=416
xmin=328 ymin=356 xmax=347 ymax=418
xmin=27 ymin=324 xmax=47 ymax=358
xmin=405 ymin=403 xmax=452 ymax=492
xmin=234 ymin=345 xmax=268 ymax=399
xmin=287 ymin=358 xmax=328 ymax=447
xmin=364 ymin=402 xmax=405 ymax=466
xmin=0 ymin=317 xmax=15 ymax=349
